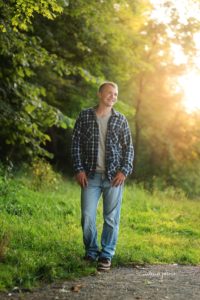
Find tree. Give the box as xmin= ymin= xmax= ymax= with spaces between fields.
xmin=0 ymin=0 xmax=71 ymax=161
xmin=128 ymin=0 xmax=200 ymax=195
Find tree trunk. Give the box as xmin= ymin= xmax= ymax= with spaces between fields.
xmin=133 ymin=76 xmax=144 ymax=176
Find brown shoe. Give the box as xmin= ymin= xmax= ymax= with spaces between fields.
xmin=97 ymin=257 xmax=111 ymax=271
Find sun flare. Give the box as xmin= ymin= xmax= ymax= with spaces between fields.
xmin=150 ymin=0 xmax=200 ymax=113
xmin=177 ymin=71 xmax=200 ymax=113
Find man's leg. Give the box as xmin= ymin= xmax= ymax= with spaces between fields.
xmin=100 ymin=178 xmax=123 ymax=260
xmin=81 ymin=173 xmax=102 ymax=260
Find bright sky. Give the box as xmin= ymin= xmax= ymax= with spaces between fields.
xmin=149 ymin=0 xmax=200 ymax=112
xmin=177 ymin=70 xmax=200 ymax=112
xmin=150 ymin=0 xmax=200 ymax=24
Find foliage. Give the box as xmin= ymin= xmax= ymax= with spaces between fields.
xmin=170 ymin=162 xmax=200 ymax=197
xmin=1 ymin=0 xmax=200 ymax=193
xmin=0 ymin=162 xmax=17 ymax=203
xmin=128 ymin=1 xmax=200 ymax=194
xmin=30 ymin=158 xmax=61 ymax=190
xmin=31 ymin=0 xmax=145 ymax=117
xmin=0 ymin=0 xmax=72 ymax=161
xmin=0 ymin=162 xmax=24 ymax=216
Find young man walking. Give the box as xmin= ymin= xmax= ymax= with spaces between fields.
xmin=71 ymin=82 xmax=134 ymax=271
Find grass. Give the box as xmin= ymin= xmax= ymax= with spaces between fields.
xmin=117 ymin=185 xmax=200 ymax=265
xmin=0 ymin=175 xmax=200 ymax=290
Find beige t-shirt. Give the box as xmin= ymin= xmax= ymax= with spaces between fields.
xmin=96 ymin=112 xmax=111 ymax=172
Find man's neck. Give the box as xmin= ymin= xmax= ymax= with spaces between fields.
xmin=95 ymin=105 xmax=112 ymax=117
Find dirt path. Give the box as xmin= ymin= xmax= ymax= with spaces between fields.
xmin=0 ymin=264 xmax=199 ymax=300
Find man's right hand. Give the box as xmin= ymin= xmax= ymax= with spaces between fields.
xmin=75 ymin=171 xmax=88 ymax=188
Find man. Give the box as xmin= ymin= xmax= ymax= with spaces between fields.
xmin=71 ymin=82 xmax=134 ymax=271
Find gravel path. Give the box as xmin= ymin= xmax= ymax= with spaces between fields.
xmin=0 ymin=264 xmax=199 ymax=300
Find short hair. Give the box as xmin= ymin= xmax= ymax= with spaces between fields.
xmin=98 ymin=81 xmax=118 ymax=93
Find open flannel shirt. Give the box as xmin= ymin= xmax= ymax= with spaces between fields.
xmin=71 ymin=107 xmax=134 ymax=181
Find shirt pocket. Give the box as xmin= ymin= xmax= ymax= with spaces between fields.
xmin=109 ymin=125 xmax=121 ymax=144
xmin=82 ymin=125 xmax=94 ymax=142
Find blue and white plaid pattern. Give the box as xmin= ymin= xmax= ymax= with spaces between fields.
xmin=71 ymin=107 xmax=134 ymax=180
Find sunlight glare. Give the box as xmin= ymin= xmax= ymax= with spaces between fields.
xmin=150 ymin=0 xmax=200 ymax=113
xmin=150 ymin=0 xmax=200 ymax=25
xmin=193 ymin=32 xmax=200 ymax=68
xmin=170 ymin=44 xmax=188 ymax=65
xmin=178 ymin=71 xmax=200 ymax=113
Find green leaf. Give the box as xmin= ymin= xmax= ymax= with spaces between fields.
xmin=60 ymin=121 xmax=67 ymax=129
xmin=25 ymin=104 xmax=36 ymax=114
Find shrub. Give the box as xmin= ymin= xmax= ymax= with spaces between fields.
xmin=30 ymin=158 xmax=61 ymax=190
xmin=0 ymin=162 xmax=23 ymax=214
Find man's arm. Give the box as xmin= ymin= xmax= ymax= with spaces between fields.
xmin=111 ymin=171 xmax=126 ymax=187
xmin=75 ymin=171 xmax=88 ymax=188
xmin=71 ymin=113 xmax=88 ymax=187
xmin=111 ymin=117 xmax=134 ymax=187
xmin=119 ymin=118 xmax=134 ymax=177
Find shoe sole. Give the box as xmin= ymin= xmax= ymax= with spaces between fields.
xmin=97 ymin=264 xmax=111 ymax=271
xmin=97 ymin=267 xmax=110 ymax=272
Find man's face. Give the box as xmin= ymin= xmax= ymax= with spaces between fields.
xmin=98 ymin=85 xmax=118 ymax=108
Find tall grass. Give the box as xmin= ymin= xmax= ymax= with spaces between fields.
xmin=0 ymin=172 xmax=200 ymax=290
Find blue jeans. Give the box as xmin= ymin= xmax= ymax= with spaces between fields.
xmin=81 ymin=172 xmax=123 ymax=260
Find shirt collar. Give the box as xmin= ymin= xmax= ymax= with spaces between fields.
xmin=92 ymin=106 xmax=119 ymax=117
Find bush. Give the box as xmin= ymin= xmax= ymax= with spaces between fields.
xmin=171 ymin=165 xmax=200 ymax=198
xmin=0 ymin=162 xmax=24 ymax=216
xmin=30 ymin=158 xmax=61 ymax=190
xmin=0 ymin=162 xmax=18 ymax=203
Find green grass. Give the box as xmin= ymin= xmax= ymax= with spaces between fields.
xmin=0 ymin=176 xmax=200 ymax=290
xmin=117 ymin=185 xmax=200 ymax=265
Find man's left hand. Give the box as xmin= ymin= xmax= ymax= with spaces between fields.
xmin=112 ymin=171 xmax=126 ymax=187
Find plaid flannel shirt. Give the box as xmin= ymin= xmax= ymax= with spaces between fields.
xmin=71 ymin=107 xmax=134 ymax=181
